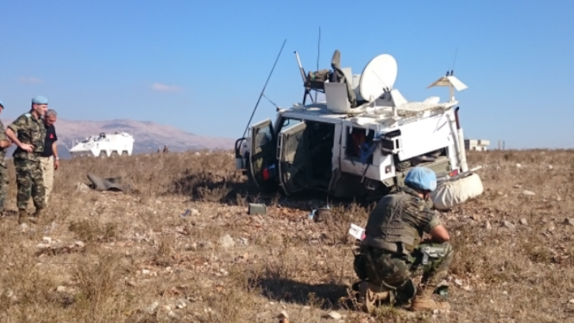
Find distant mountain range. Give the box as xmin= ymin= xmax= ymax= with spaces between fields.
xmin=0 ymin=118 xmax=236 ymax=159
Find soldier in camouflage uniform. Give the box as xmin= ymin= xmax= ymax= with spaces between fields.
xmin=0 ymin=99 xmax=14 ymax=217
xmin=5 ymin=95 xmax=48 ymax=224
xmin=355 ymin=166 xmax=453 ymax=312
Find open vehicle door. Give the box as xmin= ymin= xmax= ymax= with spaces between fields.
xmin=249 ymin=119 xmax=278 ymax=191
xmin=278 ymin=121 xmax=311 ymax=196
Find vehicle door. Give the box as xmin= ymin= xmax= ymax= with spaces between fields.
xmin=278 ymin=121 xmax=311 ymax=196
xmin=249 ymin=119 xmax=277 ymax=190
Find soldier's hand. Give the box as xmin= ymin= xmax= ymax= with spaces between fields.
xmin=20 ymin=143 xmax=34 ymax=152
xmin=54 ymin=159 xmax=60 ymax=170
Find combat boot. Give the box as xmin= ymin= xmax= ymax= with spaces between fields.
xmin=29 ymin=208 xmax=44 ymax=224
xmin=358 ymin=281 xmax=390 ymax=313
xmin=410 ymin=285 xmax=450 ymax=312
xmin=17 ymin=209 xmax=27 ymax=224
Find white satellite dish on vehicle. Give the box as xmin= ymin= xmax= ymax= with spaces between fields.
xmin=358 ymin=54 xmax=398 ymax=102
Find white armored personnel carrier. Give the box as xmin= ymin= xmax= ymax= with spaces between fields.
xmin=69 ymin=131 xmax=135 ymax=158
xmin=235 ymin=49 xmax=483 ymax=207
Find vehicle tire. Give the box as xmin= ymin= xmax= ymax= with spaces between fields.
xmin=110 ymin=151 xmax=119 ymax=158
xmin=121 ymin=151 xmax=129 ymax=156
xmin=99 ymin=150 xmax=108 ymax=158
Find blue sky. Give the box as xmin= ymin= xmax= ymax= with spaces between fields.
xmin=1 ymin=0 xmax=573 ymax=149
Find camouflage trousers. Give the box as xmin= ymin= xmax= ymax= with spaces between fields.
xmin=0 ymin=164 xmax=8 ymax=214
xmin=356 ymin=242 xmax=454 ymax=290
xmin=13 ymin=158 xmax=45 ymax=210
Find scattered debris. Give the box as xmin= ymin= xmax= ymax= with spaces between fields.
xmin=36 ymin=239 xmax=86 ymax=256
xmin=248 ymin=203 xmax=267 ymax=215
xmin=520 ymin=218 xmax=528 ymax=225
xmin=564 ymin=218 xmax=574 ymax=226
xmin=324 ymin=311 xmax=343 ymax=320
xmin=236 ymin=237 xmax=249 ymax=246
xmin=503 ymin=221 xmax=516 ymax=230
xmin=86 ymin=173 xmax=133 ymax=192
xmin=522 ymin=190 xmax=535 ymax=196
xmin=219 ymin=234 xmax=235 ymax=249
xmin=76 ymin=182 xmax=91 ymax=192
xmin=146 ymin=301 xmax=159 ymax=315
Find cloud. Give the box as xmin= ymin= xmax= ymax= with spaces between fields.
xmin=18 ymin=76 xmax=43 ymax=84
xmin=151 ymin=82 xmax=183 ymax=92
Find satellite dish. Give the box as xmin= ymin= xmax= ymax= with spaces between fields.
xmin=358 ymin=54 xmax=398 ymax=102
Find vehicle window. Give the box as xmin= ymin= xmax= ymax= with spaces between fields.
xmin=279 ymin=118 xmax=302 ymax=132
xmin=255 ymin=125 xmax=273 ymax=147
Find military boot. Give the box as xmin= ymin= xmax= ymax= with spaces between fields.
xmin=358 ymin=281 xmax=390 ymax=313
xmin=29 ymin=208 xmax=44 ymax=224
xmin=18 ymin=209 xmax=28 ymax=224
xmin=410 ymin=285 xmax=450 ymax=312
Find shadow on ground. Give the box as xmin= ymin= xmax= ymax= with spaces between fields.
xmin=167 ymin=170 xmax=379 ymax=211
xmin=250 ymin=277 xmax=354 ymax=311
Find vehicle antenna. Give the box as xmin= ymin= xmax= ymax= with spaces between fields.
xmin=450 ymin=47 xmax=458 ymax=75
xmin=262 ymin=93 xmax=280 ymax=110
xmin=242 ymin=39 xmax=287 ymax=139
xmin=314 ymin=26 xmax=321 ymax=102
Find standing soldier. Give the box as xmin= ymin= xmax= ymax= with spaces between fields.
xmin=5 ymin=95 xmax=48 ymax=224
xmin=0 ymin=99 xmax=13 ymax=217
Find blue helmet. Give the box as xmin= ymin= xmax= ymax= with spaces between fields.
xmin=404 ymin=166 xmax=437 ymax=192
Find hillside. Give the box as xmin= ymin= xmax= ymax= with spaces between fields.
xmin=0 ymin=118 xmax=235 ymax=158
xmin=0 ymin=149 xmax=572 ymax=322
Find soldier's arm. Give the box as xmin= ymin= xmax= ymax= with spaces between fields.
xmin=5 ymin=128 xmax=21 ymax=146
xmin=428 ymin=224 xmax=450 ymax=242
xmin=0 ymin=139 xmax=11 ymax=148
xmin=6 ymin=122 xmax=34 ymax=152
xmin=417 ymin=204 xmax=450 ymax=243
xmin=52 ymin=141 xmax=60 ymax=170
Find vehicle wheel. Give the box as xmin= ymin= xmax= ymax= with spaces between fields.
xmin=99 ymin=150 xmax=108 ymax=158
xmin=121 ymin=151 xmax=129 ymax=156
xmin=110 ymin=151 xmax=119 ymax=158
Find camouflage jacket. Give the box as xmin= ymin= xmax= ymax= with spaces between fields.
xmin=8 ymin=112 xmax=46 ymax=161
xmin=361 ymin=186 xmax=443 ymax=254
xmin=0 ymin=120 xmax=8 ymax=167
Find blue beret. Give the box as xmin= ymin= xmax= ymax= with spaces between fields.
xmin=0 ymin=98 xmax=4 ymax=108
xmin=405 ymin=166 xmax=437 ymax=192
xmin=32 ymin=95 xmax=49 ymax=104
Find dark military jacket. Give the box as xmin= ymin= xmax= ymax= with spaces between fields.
xmin=8 ymin=112 xmax=46 ymax=161
xmin=361 ymin=186 xmax=442 ymax=254
xmin=0 ymin=120 xmax=8 ymax=168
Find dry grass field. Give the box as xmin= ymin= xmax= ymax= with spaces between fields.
xmin=1 ymin=149 xmax=573 ymax=323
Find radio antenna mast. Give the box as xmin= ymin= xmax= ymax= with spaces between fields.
xmin=241 ymin=39 xmax=287 ymax=138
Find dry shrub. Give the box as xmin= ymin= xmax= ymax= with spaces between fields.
xmin=69 ymin=219 xmax=118 ymax=243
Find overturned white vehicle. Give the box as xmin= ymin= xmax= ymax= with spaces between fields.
xmin=235 ymin=50 xmax=483 ymax=209
xmin=69 ymin=131 xmax=135 ymax=158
